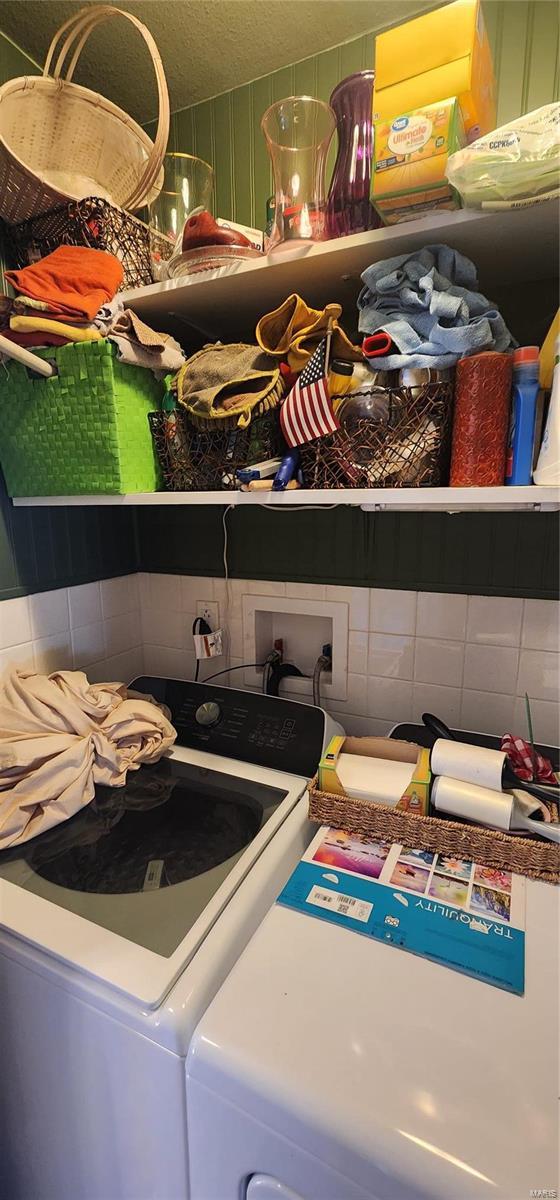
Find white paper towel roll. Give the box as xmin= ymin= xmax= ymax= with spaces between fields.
xmin=432 ymin=776 xmax=514 ymax=830
xmin=431 ymin=739 xmax=506 ymax=792
xmin=336 ymin=753 xmax=414 ymax=806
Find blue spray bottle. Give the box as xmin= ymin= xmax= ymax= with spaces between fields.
xmin=505 ymin=346 xmax=540 ymax=485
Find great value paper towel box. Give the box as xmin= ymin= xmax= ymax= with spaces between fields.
xmin=372 ymin=97 xmax=466 ymax=225
xmin=374 ymin=0 xmax=496 ymax=144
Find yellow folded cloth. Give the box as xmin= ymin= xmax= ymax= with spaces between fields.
xmin=10 ymin=315 xmax=102 ymax=342
xmin=256 ymin=293 xmax=362 ymax=371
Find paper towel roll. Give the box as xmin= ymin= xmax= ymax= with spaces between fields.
xmin=336 ymin=753 xmax=415 ymax=806
xmin=432 ymin=776 xmax=513 ymax=830
xmin=431 ymin=739 xmax=506 ymax=792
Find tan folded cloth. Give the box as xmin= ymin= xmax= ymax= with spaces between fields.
xmin=0 ymin=670 xmax=176 ymax=851
xmin=176 ymin=342 xmax=283 ymax=428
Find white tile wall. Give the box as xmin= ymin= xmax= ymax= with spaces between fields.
xmin=0 ymin=576 xmax=143 ymax=686
xmin=0 ymin=574 xmax=558 ymax=748
xmin=138 ymin=575 xmax=559 ymax=747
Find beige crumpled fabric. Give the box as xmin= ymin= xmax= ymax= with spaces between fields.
xmin=0 ymin=670 xmax=177 ymax=851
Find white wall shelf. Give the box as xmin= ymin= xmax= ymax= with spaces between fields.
xmin=12 ymin=487 xmax=560 ymax=512
xmin=121 ymin=201 xmax=559 ymax=340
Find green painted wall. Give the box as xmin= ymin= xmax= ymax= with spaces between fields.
xmin=138 ymin=507 xmax=559 ymax=600
xmin=150 ymin=0 xmax=560 ymax=229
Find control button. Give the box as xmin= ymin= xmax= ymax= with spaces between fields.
xmin=195 ymin=700 xmax=222 ymax=727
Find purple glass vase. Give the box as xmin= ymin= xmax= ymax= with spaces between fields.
xmin=326 ymin=70 xmax=381 ymax=238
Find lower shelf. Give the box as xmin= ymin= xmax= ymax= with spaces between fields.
xmin=11 ymin=486 xmax=560 ymax=512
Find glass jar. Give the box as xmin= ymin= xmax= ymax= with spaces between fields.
xmin=261 ymin=96 xmax=335 ymax=249
xmin=326 ymin=71 xmax=381 ymax=238
xmin=149 ymin=152 xmax=214 ymax=278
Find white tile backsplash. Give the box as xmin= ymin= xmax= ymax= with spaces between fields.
xmin=100 ymin=574 xmax=139 ymax=619
xmin=512 ymin=697 xmax=559 ymax=747
xmin=416 ymin=592 xmax=467 ymax=641
xmin=517 ymin=649 xmax=560 ymax=703
xmin=370 ymin=588 xmax=417 ymax=635
xmin=414 ymin=637 xmax=464 ymax=687
xmin=68 ymin=581 xmax=102 ymax=629
xmin=0 ymin=573 xmax=557 ymax=747
xmin=0 ymin=576 xmax=142 ymax=687
xmin=367 ymin=676 xmax=413 ymax=722
xmin=460 ymin=689 xmax=516 ymax=736
xmin=466 ymin=595 xmax=523 ymax=647
xmin=34 ymin=631 xmax=74 ymax=674
xmin=368 ymin=633 xmax=414 ymax=680
xmin=411 ymin=682 xmax=462 ymax=727
xmin=29 ymin=589 xmax=69 ymax=639
xmin=348 ymin=630 xmax=369 ymax=675
xmin=71 ymin=621 xmax=106 ymax=669
xmin=522 ymin=599 xmax=559 ymax=652
xmin=0 ymin=596 xmax=32 ymax=649
xmin=325 ymin=585 xmax=369 ymax=631
xmin=463 ymin=642 xmax=519 ymax=695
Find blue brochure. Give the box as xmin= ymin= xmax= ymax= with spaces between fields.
xmin=278 ymin=827 xmax=525 ymax=994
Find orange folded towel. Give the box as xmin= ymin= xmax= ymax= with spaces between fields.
xmin=5 ymin=246 xmax=124 ymax=321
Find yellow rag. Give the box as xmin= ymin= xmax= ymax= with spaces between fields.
xmin=10 ymin=315 xmax=102 ymax=343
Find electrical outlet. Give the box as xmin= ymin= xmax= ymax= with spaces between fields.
xmin=196 ymin=600 xmax=219 ymax=629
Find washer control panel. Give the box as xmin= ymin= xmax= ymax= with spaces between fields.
xmin=131 ymin=677 xmax=326 ymax=777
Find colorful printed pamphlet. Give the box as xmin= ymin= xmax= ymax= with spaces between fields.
xmin=278 ymin=827 xmax=525 ymax=994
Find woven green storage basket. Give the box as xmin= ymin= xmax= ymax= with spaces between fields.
xmin=0 ymin=339 xmax=163 ymax=496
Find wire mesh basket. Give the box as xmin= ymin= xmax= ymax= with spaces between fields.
xmin=301 ymin=377 xmax=454 ymax=489
xmin=149 ymin=407 xmax=284 ymax=491
xmin=2 ymin=196 xmax=174 ymax=291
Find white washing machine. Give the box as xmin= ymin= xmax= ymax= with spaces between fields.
xmin=0 ymin=675 xmax=342 ymax=1200
xmin=187 ymin=842 xmax=559 ymax=1200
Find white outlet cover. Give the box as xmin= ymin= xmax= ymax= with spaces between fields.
xmin=242 ymin=595 xmax=348 ymax=702
xmin=196 ymin=600 xmax=219 ymax=629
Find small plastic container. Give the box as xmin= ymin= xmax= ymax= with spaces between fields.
xmin=505 ymin=346 xmax=540 ymax=485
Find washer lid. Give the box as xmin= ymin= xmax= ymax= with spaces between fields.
xmin=0 ymin=745 xmax=305 ymax=1008
xmin=188 ymin=883 xmax=559 ymax=1200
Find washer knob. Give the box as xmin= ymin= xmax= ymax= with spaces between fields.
xmin=195 ymin=700 xmax=221 ymax=727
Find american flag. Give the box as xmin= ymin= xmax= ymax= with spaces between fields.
xmin=280 ymin=336 xmax=339 ymax=448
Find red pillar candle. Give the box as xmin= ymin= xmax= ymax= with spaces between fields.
xmin=450 ymin=352 xmax=513 ymax=487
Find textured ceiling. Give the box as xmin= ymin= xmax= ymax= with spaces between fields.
xmin=0 ymin=0 xmax=435 ymax=122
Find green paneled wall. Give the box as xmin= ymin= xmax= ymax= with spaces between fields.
xmin=0 ymin=31 xmax=139 ymax=599
xmin=138 ymin=507 xmax=559 ymax=600
xmin=153 ymin=1 xmax=560 ymax=229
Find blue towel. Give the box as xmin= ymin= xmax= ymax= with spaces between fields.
xmin=357 ymin=244 xmax=515 ymax=369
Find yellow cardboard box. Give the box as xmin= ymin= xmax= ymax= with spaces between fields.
xmin=374 ymin=0 xmax=496 ymax=144
xmin=372 ymin=97 xmax=466 ymax=225
xmin=318 ymin=735 xmax=431 ymax=816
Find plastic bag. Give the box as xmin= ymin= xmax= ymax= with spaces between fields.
xmin=446 ymin=103 xmax=560 ymax=209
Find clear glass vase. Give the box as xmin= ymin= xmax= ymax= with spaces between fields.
xmin=149 ymin=152 xmax=214 ymax=278
xmin=261 ymin=96 xmax=336 ymax=249
xmin=326 ymin=71 xmax=381 ymax=238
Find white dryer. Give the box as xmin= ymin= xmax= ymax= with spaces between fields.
xmin=0 ymin=675 xmax=342 ymax=1200
xmin=187 ymin=851 xmax=559 ymax=1200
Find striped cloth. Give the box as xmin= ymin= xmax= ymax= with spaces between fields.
xmin=280 ymin=336 xmax=339 ymax=448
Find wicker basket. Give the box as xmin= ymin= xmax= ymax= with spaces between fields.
xmin=149 ymin=406 xmax=284 ymax=491
xmin=308 ymin=777 xmax=559 ymax=884
xmin=2 ymin=197 xmax=174 ymax=291
xmin=301 ymin=378 xmax=454 ymax=488
xmin=0 ymin=340 xmax=162 ymax=496
xmin=0 ymin=5 xmax=170 ymax=224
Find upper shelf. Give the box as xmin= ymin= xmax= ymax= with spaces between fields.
xmin=12 ymin=487 xmax=560 ymax=512
xmin=121 ymin=202 xmax=560 ymax=340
